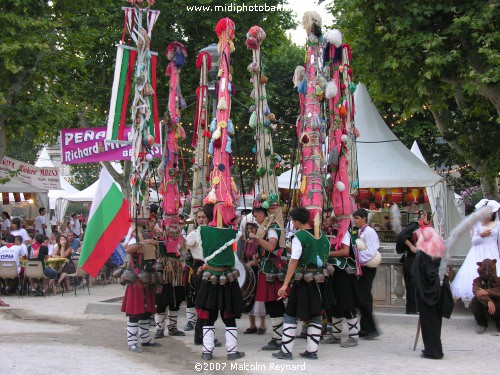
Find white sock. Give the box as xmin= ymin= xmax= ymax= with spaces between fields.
xmin=202 ymin=326 xmax=215 ymax=355
xmin=306 ymin=322 xmax=322 ymax=354
xmin=225 ymin=327 xmax=238 ymax=355
xmin=281 ymin=323 xmax=296 ymax=355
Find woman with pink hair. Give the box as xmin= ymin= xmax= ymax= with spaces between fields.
xmin=412 ymin=220 xmax=447 ymax=359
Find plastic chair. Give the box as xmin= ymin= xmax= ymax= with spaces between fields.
xmin=0 ymin=261 xmax=22 ymax=298
xmin=24 ymin=261 xmax=50 ymax=298
xmin=66 ymin=257 xmax=90 ymax=296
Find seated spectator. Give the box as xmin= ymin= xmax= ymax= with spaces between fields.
xmin=52 ymin=234 xmax=77 ymax=292
xmin=0 ymin=234 xmax=27 ymax=294
xmin=30 ymin=233 xmax=45 ymax=259
xmin=35 ymin=245 xmax=57 ymax=296
xmin=66 ymin=231 xmax=81 ymax=254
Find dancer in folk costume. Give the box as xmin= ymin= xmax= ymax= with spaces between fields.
xmin=108 ymin=0 xmax=161 ymax=353
xmin=121 ymin=223 xmax=160 ymax=352
xmin=153 ymin=40 xmax=188 ymax=339
xmin=242 ymin=222 xmax=267 ymax=334
xmin=411 ymin=223 xmax=453 ymax=359
xmin=250 ymin=206 xmax=286 ymax=351
xmin=182 ymin=205 xmax=221 ymax=348
xmin=321 ymin=27 xmax=363 ymax=345
xmin=183 ymin=209 xmax=208 ymax=333
xmin=272 ymin=207 xmax=331 ymax=360
xmin=451 ymin=199 xmax=500 ymax=300
xmin=196 ymin=18 xmax=244 ymax=361
xmin=323 ymin=222 xmax=362 ymax=347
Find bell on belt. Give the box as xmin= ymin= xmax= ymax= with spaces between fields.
xmin=227 ymin=272 xmax=235 ymax=283
xmin=303 ymin=272 xmax=314 ymax=283
xmin=153 ymin=261 xmax=164 ymax=272
xmin=278 ymin=273 xmax=285 ymax=282
xmin=294 ymin=272 xmax=303 ymax=281
xmin=120 ymin=274 xmax=127 ymax=286
xmin=322 ymin=268 xmax=330 ymax=278
xmin=197 ymin=266 xmax=203 ymax=276
xmin=232 ymin=269 xmax=240 ymax=279
xmin=202 ymin=271 xmax=212 ymax=281
xmin=113 ymin=267 xmax=125 ymax=279
xmin=313 ymin=273 xmax=325 ymax=283
xmin=326 ymin=264 xmax=335 ymax=276
xmin=210 ymin=274 xmax=219 ymax=285
xmin=219 ymin=275 xmax=228 ymax=286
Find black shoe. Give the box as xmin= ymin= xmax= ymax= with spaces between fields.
xmin=272 ymin=350 xmax=293 ymax=360
xmin=299 ymin=350 xmax=318 ymax=360
xmin=214 ymin=338 xmax=222 ymax=347
xmin=244 ymin=327 xmax=257 ymax=334
xmin=261 ymin=339 xmax=281 ymax=351
xmin=201 ymin=353 xmax=213 ymax=361
xmin=168 ymin=328 xmax=186 ymax=336
xmin=142 ymin=341 xmax=161 ymax=347
xmin=359 ymin=330 xmax=380 ymax=339
xmin=153 ymin=330 xmax=164 ymax=339
xmin=420 ymin=353 xmax=443 ymax=360
xmin=227 ymin=352 xmax=245 ymax=360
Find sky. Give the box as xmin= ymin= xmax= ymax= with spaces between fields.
xmin=285 ymin=0 xmax=334 ymax=45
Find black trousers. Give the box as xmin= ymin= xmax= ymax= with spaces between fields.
xmin=403 ymin=254 xmax=418 ymax=313
xmin=417 ymin=295 xmax=443 ymax=358
xmin=358 ymin=266 xmax=378 ymax=333
xmin=471 ymin=297 xmax=500 ymax=328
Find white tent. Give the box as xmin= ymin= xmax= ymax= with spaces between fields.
xmin=354 ymin=85 xmax=443 ymax=188
xmin=67 ymin=180 xmax=159 ymax=203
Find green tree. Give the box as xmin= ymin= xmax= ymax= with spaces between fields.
xmin=326 ymin=0 xmax=500 ymax=199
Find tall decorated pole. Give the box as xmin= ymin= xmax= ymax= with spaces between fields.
xmin=190 ymin=51 xmax=212 ymax=216
xmin=294 ymin=12 xmax=325 ymax=236
xmin=106 ymin=0 xmax=160 ymax=215
xmin=204 ymin=18 xmax=237 ymax=227
xmin=196 ymin=19 xmax=243 ymax=361
xmin=246 ymin=26 xmax=285 ymax=245
xmin=158 ymin=41 xmax=187 ymax=253
xmin=323 ymin=29 xmax=359 ymax=253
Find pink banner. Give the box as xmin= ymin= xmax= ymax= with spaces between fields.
xmin=61 ymin=127 xmax=161 ymax=165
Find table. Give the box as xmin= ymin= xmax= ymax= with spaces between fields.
xmin=46 ymin=257 xmax=69 ymax=272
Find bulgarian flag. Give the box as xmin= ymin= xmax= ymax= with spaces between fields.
xmin=79 ymin=168 xmax=130 ymax=277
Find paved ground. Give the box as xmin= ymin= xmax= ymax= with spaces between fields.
xmin=1 ymin=283 xmax=499 ymax=375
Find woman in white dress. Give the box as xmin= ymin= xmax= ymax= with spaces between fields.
xmin=451 ymin=199 xmax=500 ymax=300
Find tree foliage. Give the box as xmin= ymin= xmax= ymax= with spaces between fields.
xmin=1 ymin=0 xmax=301 ymax=193
xmin=326 ymin=0 xmax=500 ymax=198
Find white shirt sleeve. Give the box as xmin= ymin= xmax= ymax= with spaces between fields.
xmin=341 ymin=231 xmax=351 ymax=246
xmin=267 ymin=229 xmax=278 ymax=240
xmin=291 ymin=236 xmax=302 ymax=259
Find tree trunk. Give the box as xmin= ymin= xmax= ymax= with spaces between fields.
xmin=479 ymin=175 xmax=499 ymax=200
xmin=0 ymin=115 xmax=7 ymax=163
